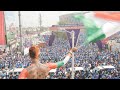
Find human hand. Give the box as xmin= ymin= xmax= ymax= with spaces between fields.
xmin=70 ymin=47 xmax=78 ymax=52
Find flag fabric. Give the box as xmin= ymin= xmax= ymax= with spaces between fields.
xmin=0 ymin=11 xmax=6 ymax=45
xmin=66 ymin=29 xmax=80 ymax=48
xmin=48 ymin=32 xmax=55 ymax=46
xmin=74 ymin=11 xmax=120 ymax=48
xmin=96 ymin=40 xmax=103 ymax=51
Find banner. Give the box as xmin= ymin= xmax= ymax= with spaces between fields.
xmin=48 ymin=32 xmax=55 ymax=46
xmin=0 ymin=11 xmax=6 ymax=46
xmin=66 ymin=29 xmax=80 ymax=48
xmin=96 ymin=40 xmax=103 ymax=51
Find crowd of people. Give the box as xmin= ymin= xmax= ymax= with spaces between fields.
xmin=0 ymin=31 xmax=120 ymax=79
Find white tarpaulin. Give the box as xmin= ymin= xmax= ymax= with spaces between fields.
xmin=69 ymin=67 xmax=84 ymax=71
xmin=97 ymin=66 xmax=104 ymax=69
xmin=102 ymin=66 xmax=115 ymax=69
xmin=9 ymin=68 xmax=24 ymax=73
xmin=93 ymin=65 xmax=115 ymax=71
xmin=24 ymin=48 xmax=29 ymax=55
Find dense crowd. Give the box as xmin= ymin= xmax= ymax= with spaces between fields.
xmin=0 ymin=31 xmax=120 ymax=79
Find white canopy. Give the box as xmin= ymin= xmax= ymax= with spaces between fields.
xmin=24 ymin=48 xmax=29 ymax=55
xmin=102 ymin=65 xmax=115 ymax=69
xmin=9 ymin=68 xmax=24 ymax=73
xmin=69 ymin=67 xmax=84 ymax=71
xmin=97 ymin=66 xmax=104 ymax=69
xmin=7 ymin=68 xmax=57 ymax=73
xmin=93 ymin=65 xmax=115 ymax=71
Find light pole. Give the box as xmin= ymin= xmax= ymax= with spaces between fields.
xmin=39 ymin=13 xmax=42 ymax=31
xmin=18 ymin=11 xmax=22 ymax=54
xmin=38 ymin=13 xmax=42 ymax=36
xmin=3 ymin=11 xmax=7 ymax=50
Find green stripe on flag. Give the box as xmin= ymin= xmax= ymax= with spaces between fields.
xmin=74 ymin=13 xmax=106 ymax=44
xmin=86 ymin=30 xmax=106 ymax=43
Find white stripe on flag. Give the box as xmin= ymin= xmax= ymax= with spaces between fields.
xmin=102 ymin=22 xmax=120 ymax=38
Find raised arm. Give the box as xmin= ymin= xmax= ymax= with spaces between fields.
xmin=46 ymin=47 xmax=77 ymax=70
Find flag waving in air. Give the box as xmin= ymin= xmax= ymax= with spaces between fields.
xmin=74 ymin=11 xmax=120 ymax=50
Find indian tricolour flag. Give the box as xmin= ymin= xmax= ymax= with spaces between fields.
xmin=74 ymin=11 xmax=120 ymax=46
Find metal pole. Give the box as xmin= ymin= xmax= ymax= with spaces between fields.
xmin=3 ymin=11 xmax=7 ymax=50
xmin=71 ymin=31 xmax=74 ymax=79
xmin=39 ymin=13 xmax=42 ymax=36
xmin=40 ymin=13 xmax=41 ymax=31
xmin=18 ymin=11 xmax=22 ymax=54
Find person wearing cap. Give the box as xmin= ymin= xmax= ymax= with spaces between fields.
xmin=18 ymin=43 xmax=77 ymax=79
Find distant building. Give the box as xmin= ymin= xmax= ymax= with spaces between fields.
xmin=59 ymin=13 xmax=83 ymax=25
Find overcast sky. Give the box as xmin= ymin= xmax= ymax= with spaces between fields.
xmin=5 ymin=11 xmax=82 ymax=27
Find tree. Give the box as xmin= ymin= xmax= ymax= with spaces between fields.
xmin=58 ymin=21 xmax=68 ymax=25
xmin=53 ymin=31 xmax=67 ymax=40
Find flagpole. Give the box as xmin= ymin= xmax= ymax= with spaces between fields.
xmin=71 ymin=31 xmax=74 ymax=79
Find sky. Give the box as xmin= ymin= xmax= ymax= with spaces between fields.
xmin=5 ymin=11 xmax=82 ymax=27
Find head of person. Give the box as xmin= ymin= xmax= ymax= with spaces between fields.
xmin=29 ymin=42 xmax=46 ymax=60
xmin=29 ymin=45 xmax=40 ymax=61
